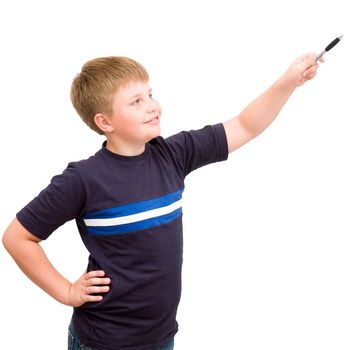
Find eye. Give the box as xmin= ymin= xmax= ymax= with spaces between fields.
xmin=131 ymin=98 xmax=142 ymax=106
xmin=149 ymin=92 xmax=153 ymax=99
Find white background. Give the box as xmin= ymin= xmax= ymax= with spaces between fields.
xmin=0 ymin=1 xmax=349 ymax=349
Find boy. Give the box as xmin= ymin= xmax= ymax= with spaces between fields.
xmin=2 ymin=53 xmax=322 ymax=350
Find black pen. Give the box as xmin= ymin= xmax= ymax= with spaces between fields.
xmin=316 ymin=35 xmax=343 ymax=61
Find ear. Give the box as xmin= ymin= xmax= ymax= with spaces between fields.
xmin=94 ymin=113 xmax=114 ymax=133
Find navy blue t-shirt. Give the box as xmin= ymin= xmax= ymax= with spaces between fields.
xmin=17 ymin=124 xmax=228 ymax=350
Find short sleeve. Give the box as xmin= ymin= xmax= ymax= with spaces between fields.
xmin=165 ymin=123 xmax=228 ymax=177
xmin=16 ymin=163 xmax=86 ymax=240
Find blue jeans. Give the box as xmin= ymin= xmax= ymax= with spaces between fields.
xmin=68 ymin=322 xmax=174 ymax=350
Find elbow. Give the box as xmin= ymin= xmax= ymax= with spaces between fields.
xmin=237 ymin=114 xmax=262 ymax=139
xmin=2 ymin=218 xmax=28 ymax=254
xmin=2 ymin=225 xmax=14 ymax=253
xmin=2 ymin=225 xmax=10 ymax=249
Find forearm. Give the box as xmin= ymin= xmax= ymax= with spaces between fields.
xmin=224 ymin=75 xmax=295 ymax=153
xmin=237 ymin=74 xmax=296 ymax=137
xmin=3 ymin=219 xmax=71 ymax=305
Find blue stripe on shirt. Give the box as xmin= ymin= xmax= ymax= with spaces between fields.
xmin=83 ymin=189 xmax=183 ymax=220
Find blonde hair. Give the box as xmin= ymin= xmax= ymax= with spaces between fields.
xmin=70 ymin=56 xmax=149 ymax=135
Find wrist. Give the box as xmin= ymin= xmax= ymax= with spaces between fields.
xmin=276 ymin=71 xmax=298 ymax=93
xmin=63 ymin=282 xmax=74 ymax=306
xmin=47 ymin=278 xmax=72 ymax=306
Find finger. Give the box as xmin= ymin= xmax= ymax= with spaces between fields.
xmin=86 ymin=277 xmax=111 ymax=286
xmin=86 ymin=285 xmax=110 ymax=294
xmin=83 ymin=294 xmax=104 ymax=303
xmin=305 ymin=68 xmax=318 ymax=78
xmin=303 ymin=64 xmax=318 ymax=78
xmin=85 ymin=270 xmax=106 ymax=279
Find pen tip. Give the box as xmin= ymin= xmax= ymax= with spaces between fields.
xmin=339 ymin=35 xmax=344 ymax=39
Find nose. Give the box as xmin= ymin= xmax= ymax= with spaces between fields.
xmin=146 ymin=98 xmax=160 ymax=115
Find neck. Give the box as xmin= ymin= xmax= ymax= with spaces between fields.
xmin=105 ymin=138 xmax=146 ymax=156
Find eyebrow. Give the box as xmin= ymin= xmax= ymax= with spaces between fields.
xmin=129 ymin=89 xmax=152 ymax=99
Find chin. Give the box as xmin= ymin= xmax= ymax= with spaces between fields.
xmin=149 ymin=125 xmax=161 ymax=140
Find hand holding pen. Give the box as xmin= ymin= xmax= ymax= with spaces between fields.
xmin=281 ymin=35 xmax=344 ymax=87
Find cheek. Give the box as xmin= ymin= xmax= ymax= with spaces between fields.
xmin=126 ymin=120 xmax=143 ymax=133
xmin=117 ymin=114 xmax=141 ymax=134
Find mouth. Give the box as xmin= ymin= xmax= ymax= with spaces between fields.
xmin=144 ymin=115 xmax=160 ymax=124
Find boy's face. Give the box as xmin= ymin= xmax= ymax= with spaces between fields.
xmin=106 ymin=80 xmax=162 ymax=151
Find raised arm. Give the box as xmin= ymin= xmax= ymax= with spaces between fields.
xmin=2 ymin=218 xmax=110 ymax=307
xmin=224 ymin=52 xmax=322 ymax=153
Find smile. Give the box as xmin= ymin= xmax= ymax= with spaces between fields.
xmin=144 ymin=116 xmax=160 ymax=124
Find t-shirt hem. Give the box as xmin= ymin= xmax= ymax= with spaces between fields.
xmin=76 ymin=325 xmax=178 ymax=350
